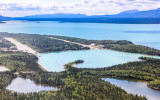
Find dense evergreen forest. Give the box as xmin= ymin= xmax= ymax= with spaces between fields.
xmin=0 ymin=33 xmax=160 ymax=55
xmin=0 ymin=53 xmax=43 ymax=72
xmin=1 ymin=33 xmax=160 ymax=100
xmin=84 ymin=57 xmax=160 ymax=90
xmin=0 ymin=33 xmax=89 ymax=53
xmin=0 ymin=59 xmax=147 ymax=100
xmin=51 ymin=35 xmax=160 ymax=56
xmin=0 ymin=37 xmax=146 ymax=99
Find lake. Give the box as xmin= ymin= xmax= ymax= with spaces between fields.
xmin=0 ymin=66 xmax=9 ymax=72
xmin=6 ymin=77 xmax=58 ymax=93
xmin=38 ymin=49 xmax=160 ymax=72
xmin=0 ymin=21 xmax=160 ymax=49
xmin=102 ymin=78 xmax=160 ymax=100
xmin=1 ymin=20 xmax=160 ymax=98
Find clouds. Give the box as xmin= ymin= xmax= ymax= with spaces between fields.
xmin=0 ymin=0 xmax=160 ymax=17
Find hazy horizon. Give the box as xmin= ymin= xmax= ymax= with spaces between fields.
xmin=0 ymin=0 xmax=160 ymax=17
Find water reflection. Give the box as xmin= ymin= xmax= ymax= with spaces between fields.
xmin=102 ymin=78 xmax=160 ymax=100
xmin=6 ymin=77 xmax=58 ymax=93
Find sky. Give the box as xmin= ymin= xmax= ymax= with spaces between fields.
xmin=0 ymin=0 xmax=160 ymax=17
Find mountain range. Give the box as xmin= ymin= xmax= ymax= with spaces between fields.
xmin=0 ymin=15 xmax=10 ymax=21
xmin=17 ymin=8 xmax=160 ymax=18
xmin=0 ymin=8 xmax=160 ymax=24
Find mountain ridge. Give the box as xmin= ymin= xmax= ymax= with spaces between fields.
xmin=14 ymin=8 xmax=160 ymax=18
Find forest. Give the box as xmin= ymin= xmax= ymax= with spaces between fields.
xmin=0 ymin=33 xmax=160 ymax=55
xmin=1 ymin=33 xmax=160 ymax=100
xmin=0 ymin=59 xmax=147 ymax=100
xmin=50 ymin=35 xmax=160 ymax=56
xmin=0 ymin=33 xmax=89 ymax=53
xmin=0 ymin=53 xmax=44 ymax=72
xmin=84 ymin=57 xmax=160 ymax=90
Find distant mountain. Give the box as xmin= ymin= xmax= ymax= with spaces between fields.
xmin=104 ymin=9 xmax=140 ymax=18
xmin=104 ymin=8 xmax=160 ymax=18
xmin=19 ymin=8 xmax=160 ymax=19
xmin=12 ymin=8 xmax=160 ymax=24
xmin=23 ymin=13 xmax=88 ymax=18
xmin=0 ymin=15 xmax=11 ymax=21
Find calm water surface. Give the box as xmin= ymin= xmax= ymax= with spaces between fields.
xmin=0 ymin=66 xmax=9 ymax=72
xmin=1 ymin=21 xmax=160 ymax=98
xmin=38 ymin=49 xmax=160 ymax=72
xmin=102 ymin=78 xmax=160 ymax=100
xmin=0 ymin=21 xmax=160 ymax=49
xmin=6 ymin=77 xmax=58 ymax=93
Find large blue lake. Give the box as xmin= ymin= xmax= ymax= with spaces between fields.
xmin=1 ymin=21 xmax=160 ymax=49
xmin=1 ymin=21 xmax=160 ymax=97
xmin=38 ymin=49 xmax=160 ymax=72
xmin=1 ymin=21 xmax=160 ymax=72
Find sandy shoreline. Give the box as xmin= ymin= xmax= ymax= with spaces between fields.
xmin=5 ymin=38 xmax=37 ymax=55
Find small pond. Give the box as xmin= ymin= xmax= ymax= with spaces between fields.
xmin=102 ymin=78 xmax=160 ymax=100
xmin=6 ymin=77 xmax=58 ymax=93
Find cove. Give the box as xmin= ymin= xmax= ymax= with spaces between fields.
xmin=0 ymin=66 xmax=9 ymax=72
xmin=102 ymin=78 xmax=160 ymax=100
xmin=38 ymin=49 xmax=160 ymax=72
xmin=6 ymin=77 xmax=58 ymax=93
xmin=1 ymin=21 xmax=160 ymax=49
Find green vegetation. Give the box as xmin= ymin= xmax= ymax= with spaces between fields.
xmin=0 ymin=71 xmax=16 ymax=99
xmin=148 ymin=80 xmax=160 ymax=90
xmin=1 ymin=33 xmax=160 ymax=99
xmin=85 ymin=57 xmax=160 ymax=90
xmin=0 ymin=71 xmax=15 ymax=89
xmin=1 ymin=33 xmax=160 ymax=55
xmin=64 ymin=60 xmax=84 ymax=68
xmin=0 ymin=53 xmax=43 ymax=72
xmin=14 ymin=62 xmax=146 ymax=100
xmin=0 ymin=57 xmax=146 ymax=100
xmin=51 ymin=35 xmax=133 ymax=45
xmin=20 ymin=72 xmax=65 ymax=87
xmin=58 ymin=67 xmax=146 ymax=100
xmin=1 ymin=33 xmax=89 ymax=53
xmin=75 ymin=60 xmax=84 ymax=64
xmin=50 ymin=35 xmax=160 ymax=56
xmin=104 ymin=44 xmax=160 ymax=56
xmin=0 ymin=34 xmax=19 ymax=54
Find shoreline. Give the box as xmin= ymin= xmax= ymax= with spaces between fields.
xmin=1 ymin=33 xmax=160 ymax=57
xmin=6 ymin=77 xmax=60 ymax=94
